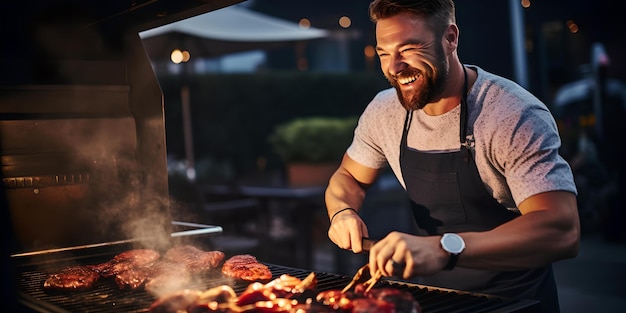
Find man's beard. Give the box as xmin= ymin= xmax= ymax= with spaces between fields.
xmin=386 ymin=48 xmax=449 ymax=111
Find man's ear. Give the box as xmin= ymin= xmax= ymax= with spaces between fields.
xmin=443 ymin=24 xmax=459 ymax=52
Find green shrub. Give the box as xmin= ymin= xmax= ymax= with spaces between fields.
xmin=268 ymin=116 xmax=358 ymax=164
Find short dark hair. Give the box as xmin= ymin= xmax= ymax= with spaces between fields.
xmin=369 ymin=0 xmax=455 ymax=36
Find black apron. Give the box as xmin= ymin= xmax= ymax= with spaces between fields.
xmin=399 ymin=67 xmax=560 ymax=312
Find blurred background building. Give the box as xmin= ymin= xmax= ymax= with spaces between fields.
xmin=142 ymin=0 xmax=625 ymax=98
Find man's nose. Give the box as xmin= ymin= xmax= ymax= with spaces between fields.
xmin=388 ymin=55 xmax=407 ymax=76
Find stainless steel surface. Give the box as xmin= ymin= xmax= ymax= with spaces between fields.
xmin=11 ymin=222 xmax=222 ymax=258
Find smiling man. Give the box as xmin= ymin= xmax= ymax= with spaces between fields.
xmin=324 ymin=1 xmax=580 ymax=312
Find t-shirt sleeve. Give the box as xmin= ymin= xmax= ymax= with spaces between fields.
xmin=490 ymin=95 xmax=577 ymax=205
xmin=346 ymin=93 xmax=394 ymax=170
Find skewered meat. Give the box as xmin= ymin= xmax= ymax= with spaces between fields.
xmin=149 ymin=289 xmax=204 ymax=313
xmin=152 ymin=272 xmax=421 ymax=313
xmin=187 ymin=285 xmax=239 ymax=313
xmin=316 ymin=289 xmax=361 ymax=311
xmin=236 ymin=273 xmax=317 ymax=307
xmin=151 ymin=285 xmax=240 ymax=313
xmin=221 ymin=254 xmax=272 ymax=281
xmin=164 ymin=245 xmax=225 ymax=273
xmin=89 ymin=249 xmax=160 ymax=277
xmin=161 ymin=274 xmax=319 ymax=313
xmin=43 ymin=265 xmax=100 ymax=290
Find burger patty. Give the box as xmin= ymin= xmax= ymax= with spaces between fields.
xmin=221 ymin=254 xmax=272 ymax=281
xmin=43 ymin=265 xmax=100 ymax=290
xmin=163 ymin=245 xmax=225 ymax=273
xmin=114 ymin=266 xmax=153 ymax=290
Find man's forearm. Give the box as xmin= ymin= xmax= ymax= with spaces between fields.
xmin=325 ymin=169 xmax=367 ymax=220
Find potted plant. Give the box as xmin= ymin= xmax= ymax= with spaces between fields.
xmin=268 ymin=116 xmax=358 ymax=187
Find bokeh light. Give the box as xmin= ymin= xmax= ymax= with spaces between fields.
xmin=338 ymin=16 xmax=351 ymax=28
xmin=181 ymin=50 xmax=191 ymax=62
xmin=171 ymin=49 xmax=183 ymax=64
xmin=170 ymin=49 xmax=191 ymax=63
xmin=299 ymin=18 xmax=311 ymax=29
xmin=566 ymin=20 xmax=579 ymax=34
xmin=364 ymin=45 xmax=376 ymax=58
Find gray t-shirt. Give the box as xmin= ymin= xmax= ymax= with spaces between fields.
xmin=347 ymin=65 xmax=577 ymax=211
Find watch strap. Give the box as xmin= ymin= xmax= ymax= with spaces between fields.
xmin=443 ymin=252 xmax=459 ymax=271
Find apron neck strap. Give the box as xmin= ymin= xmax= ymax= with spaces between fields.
xmin=401 ymin=65 xmax=470 ymax=146
xmin=459 ymin=66 xmax=469 ymax=145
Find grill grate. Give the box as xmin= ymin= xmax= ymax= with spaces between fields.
xmin=17 ymin=263 xmax=538 ymax=313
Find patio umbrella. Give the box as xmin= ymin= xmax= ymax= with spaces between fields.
xmin=139 ymin=5 xmax=328 ymax=60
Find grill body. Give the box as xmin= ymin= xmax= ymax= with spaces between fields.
xmin=0 ymin=0 xmax=244 ymax=253
xmin=16 ymin=249 xmax=539 ymax=313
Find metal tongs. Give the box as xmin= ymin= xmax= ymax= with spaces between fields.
xmin=341 ymin=264 xmax=382 ymax=293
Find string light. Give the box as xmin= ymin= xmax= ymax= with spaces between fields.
xmin=171 ymin=49 xmax=191 ymax=63
xmin=338 ymin=16 xmax=351 ymax=28
xmin=299 ymin=18 xmax=311 ymax=29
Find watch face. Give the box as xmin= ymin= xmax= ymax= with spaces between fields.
xmin=442 ymin=233 xmax=465 ymax=254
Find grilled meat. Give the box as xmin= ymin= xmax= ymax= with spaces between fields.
xmin=153 ymin=274 xmax=317 ymax=313
xmin=316 ymin=289 xmax=361 ymax=311
xmin=115 ymin=266 xmax=153 ymax=290
xmin=114 ymin=259 xmax=190 ymax=292
xmin=348 ymin=298 xmax=396 ymax=313
xmin=236 ymin=273 xmax=318 ymax=309
xmin=144 ymin=260 xmax=193 ymax=296
xmin=90 ymin=249 xmax=160 ymax=278
xmin=163 ymin=245 xmax=225 ymax=273
xmin=221 ymin=254 xmax=272 ymax=281
xmin=365 ymin=287 xmax=421 ymax=313
xmin=47 ymin=245 xmax=224 ymax=293
xmin=316 ymin=283 xmax=422 ymax=313
xmin=144 ymin=245 xmax=224 ymax=294
xmin=150 ymin=273 xmax=421 ymax=313
xmin=43 ymin=265 xmax=100 ymax=290
xmin=149 ymin=289 xmax=204 ymax=313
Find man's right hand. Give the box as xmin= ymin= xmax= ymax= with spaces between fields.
xmin=325 ymin=153 xmax=379 ymax=253
xmin=328 ymin=207 xmax=369 ymax=253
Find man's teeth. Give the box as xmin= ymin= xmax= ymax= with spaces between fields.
xmin=398 ymin=76 xmax=418 ymax=85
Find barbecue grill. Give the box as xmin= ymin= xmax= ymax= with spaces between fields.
xmin=13 ymin=242 xmax=539 ymax=313
xmin=2 ymin=1 xmax=539 ymax=312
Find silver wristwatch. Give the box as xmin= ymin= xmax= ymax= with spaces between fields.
xmin=440 ymin=233 xmax=465 ymax=270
